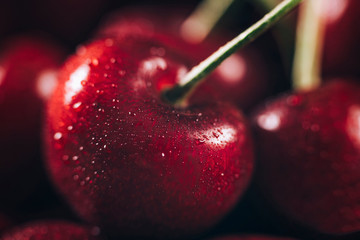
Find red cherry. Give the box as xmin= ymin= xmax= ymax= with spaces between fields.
xmin=0 ymin=221 xmax=102 ymax=240
xmin=0 ymin=35 xmax=64 ymax=208
xmin=319 ymin=0 xmax=360 ymax=78
xmin=252 ymin=80 xmax=360 ymax=234
xmin=209 ymin=235 xmax=296 ymax=240
xmin=44 ymin=38 xmax=254 ymax=238
xmin=96 ymin=6 xmax=268 ymax=110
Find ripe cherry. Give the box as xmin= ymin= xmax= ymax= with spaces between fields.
xmin=0 ymin=35 xmax=64 ymax=208
xmin=319 ymin=0 xmax=360 ymax=78
xmin=252 ymin=80 xmax=360 ymax=235
xmin=44 ymin=37 xmax=254 ymax=238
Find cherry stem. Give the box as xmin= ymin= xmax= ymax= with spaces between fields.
xmin=163 ymin=0 xmax=303 ymax=108
xmin=292 ymin=0 xmax=325 ymax=91
xmin=180 ymin=0 xmax=235 ymax=44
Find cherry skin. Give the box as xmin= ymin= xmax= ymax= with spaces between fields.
xmin=0 ymin=221 xmax=102 ymax=240
xmin=0 ymin=35 xmax=64 ymax=208
xmin=96 ymin=6 xmax=268 ymax=110
xmin=252 ymin=80 xmax=360 ymax=235
xmin=318 ymin=0 xmax=360 ymax=78
xmin=209 ymin=236 xmax=296 ymax=240
xmin=44 ymin=38 xmax=254 ymax=238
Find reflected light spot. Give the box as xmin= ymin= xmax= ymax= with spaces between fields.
xmin=216 ymin=55 xmax=246 ymax=84
xmin=199 ymin=126 xmax=237 ymax=148
xmin=36 ymin=69 xmax=58 ymax=100
xmin=65 ymin=64 xmax=90 ymax=104
xmin=257 ymin=111 xmax=282 ymax=131
xmin=141 ymin=57 xmax=167 ymax=75
xmin=177 ymin=67 xmax=188 ymax=85
xmin=208 ymin=127 xmax=236 ymax=146
xmin=346 ymin=105 xmax=360 ymax=147
xmin=139 ymin=57 xmax=169 ymax=91
xmin=317 ymin=0 xmax=348 ymax=24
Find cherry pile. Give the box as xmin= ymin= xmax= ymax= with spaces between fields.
xmin=1 ymin=0 xmax=360 ymax=240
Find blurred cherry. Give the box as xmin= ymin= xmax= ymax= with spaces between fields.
xmin=0 ymin=34 xmax=64 ymax=209
xmin=317 ymin=0 xmax=360 ymax=77
xmin=252 ymin=80 xmax=360 ymax=235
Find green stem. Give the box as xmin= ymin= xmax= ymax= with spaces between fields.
xmin=163 ymin=0 xmax=303 ymax=108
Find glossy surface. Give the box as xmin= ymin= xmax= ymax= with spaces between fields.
xmin=96 ymin=6 xmax=268 ymax=110
xmin=0 ymin=36 xmax=63 ymax=207
xmin=319 ymin=0 xmax=360 ymax=77
xmin=0 ymin=221 xmax=102 ymax=240
xmin=252 ymin=80 xmax=360 ymax=234
xmin=45 ymin=38 xmax=254 ymax=238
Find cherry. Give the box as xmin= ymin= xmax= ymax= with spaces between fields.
xmin=0 ymin=221 xmax=102 ymax=240
xmin=252 ymin=79 xmax=360 ymax=235
xmin=96 ymin=6 xmax=268 ymax=110
xmin=0 ymin=35 xmax=64 ymax=208
xmin=209 ymin=235 xmax=296 ymax=240
xmin=319 ymin=0 xmax=360 ymax=78
xmin=44 ymin=38 xmax=254 ymax=238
